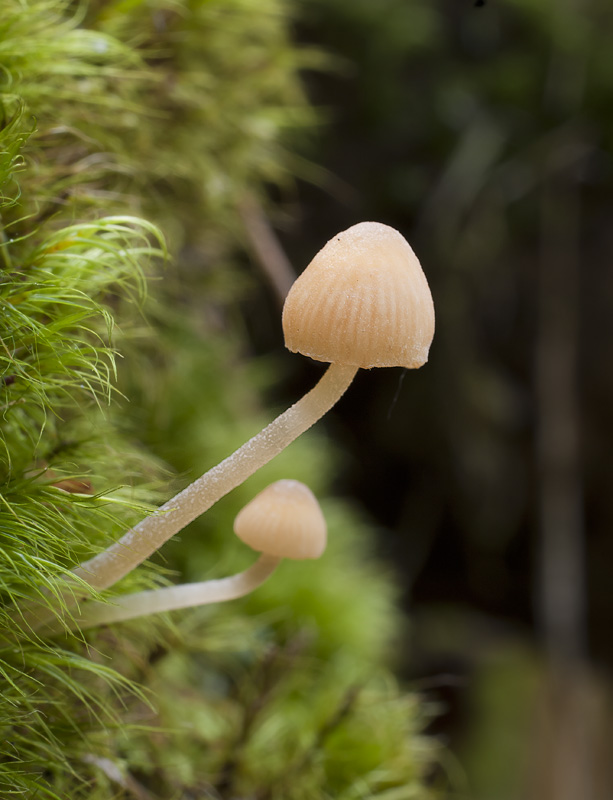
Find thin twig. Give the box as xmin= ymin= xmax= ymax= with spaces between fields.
xmin=238 ymin=194 xmax=295 ymax=307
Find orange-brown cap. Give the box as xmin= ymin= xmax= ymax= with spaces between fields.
xmin=282 ymin=221 xmax=435 ymax=369
xmin=233 ymin=480 xmax=327 ymax=560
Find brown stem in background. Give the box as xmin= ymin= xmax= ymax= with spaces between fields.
xmin=239 ymin=194 xmax=295 ymax=306
xmin=536 ymin=175 xmax=586 ymax=664
xmin=534 ymin=155 xmax=592 ymax=800
xmin=533 ymin=3 xmax=592 ymax=797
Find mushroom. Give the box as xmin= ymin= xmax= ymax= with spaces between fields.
xmin=52 ymin=480 xmax=326 ymax=631
xmin=234 ymin=479 xmax=326 ymax=560
xmin=71 ymin=221 xmax=434 ymax=594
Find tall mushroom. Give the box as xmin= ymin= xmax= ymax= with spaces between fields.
xmin=46 ymin=480 xmax=325 ymax=631
xmin=72 ymin=222 xmax=434 ymax=593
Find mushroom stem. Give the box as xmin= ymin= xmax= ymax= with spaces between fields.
xmin=43 ymin=554 xmax=280 ymax=634
xmin=74 ymin=362 xmax=357 ymax=592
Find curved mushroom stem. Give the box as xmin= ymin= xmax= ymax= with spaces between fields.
xmin=41 ymin=554 xmax=280 ymax=634
xmin=74 ymin=362 xmax=357 ymax=593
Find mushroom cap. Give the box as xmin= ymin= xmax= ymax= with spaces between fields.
xmin=233 ymin=479 xmax=327 ymax=560
xmin=282 ymin=221 xmax=435 ymax=369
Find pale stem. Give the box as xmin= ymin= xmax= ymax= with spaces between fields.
xmin=74 ymin=362 xmax=358 ymax=592
xmin=42 ymin=554 xmax=280 ymax=634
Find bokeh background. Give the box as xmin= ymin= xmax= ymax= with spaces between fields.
xmin=242 ymin=1 xmax=613 ymax=798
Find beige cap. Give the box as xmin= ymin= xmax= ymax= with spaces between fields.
xmin=233 ymin=480 xmax=327 ymax=560
xmin=282 ymin=221 xmax=435 ymax=369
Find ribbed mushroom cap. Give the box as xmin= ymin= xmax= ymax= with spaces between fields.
xmin=233 ymin=480 xmax=327 ymax=560
xmin=282 ymin=221 xmax=435 ymax=369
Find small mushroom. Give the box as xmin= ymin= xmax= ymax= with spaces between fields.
xmin=234 ymin=479 xmax=326 ymax=560
xmin=52 ymin=480 xmax=326 ymax=631
xmin=71 ymin=222 xmax=434 ymax=594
